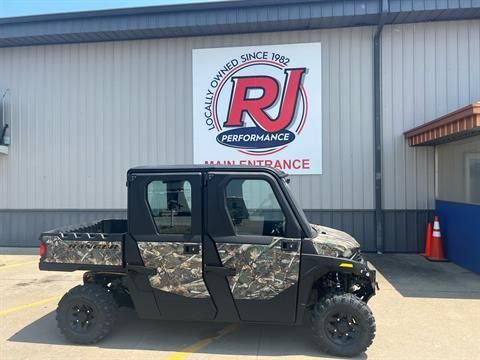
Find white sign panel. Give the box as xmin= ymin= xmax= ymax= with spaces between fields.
xmin=193 ymin=43 xmax=322 ymax=175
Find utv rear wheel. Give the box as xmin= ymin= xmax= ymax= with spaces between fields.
xmin=56 ymin=284 xmax=118 ymax=344
xmin=311 ymin=293 xmax=375 ymax=357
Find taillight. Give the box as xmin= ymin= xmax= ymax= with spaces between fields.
xmin=39 ymin=242 xmax=45 ymax=257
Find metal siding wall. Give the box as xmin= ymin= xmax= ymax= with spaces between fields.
xmin=381 ymin=20 xmax=480 ymax=210
xmin=0 ymin=210 xmax=127 ymax=247
xmin=0 ymin=27 xmax=375 ymax=212
xmin=305 ymin=210 xmax=376 ymax=252
xmin=383 ymin=209 xmax=434 ymax=252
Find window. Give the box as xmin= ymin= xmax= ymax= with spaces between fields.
xmin=225 ymin=179 xmax=286 ymax=236
xmin=147 ymin=180 xmax=192 ymax=234
xmin=466 ymin=153 xmax=480 ymax=204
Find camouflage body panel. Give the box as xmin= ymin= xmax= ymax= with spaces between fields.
xmin=310 ymin=224 xmax=360 ymax=257
xmin=137 ymin=242 xmax=210 ymax=298
xmin=43 ymin=236 xmax=122 ymax=266
xmin=217 ymin=238 xmax=300 ymax=300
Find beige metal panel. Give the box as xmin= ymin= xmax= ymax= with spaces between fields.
xmin=381 ymin=20 xmax=480 ymax=210
xmin=0 ymin=27 xmax=375 ymax=210
xmin=437 ymin=136 xmax=480 ymax=203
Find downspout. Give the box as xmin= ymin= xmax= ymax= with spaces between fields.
xmin=374 ymin=0 xmax=387 ymax=253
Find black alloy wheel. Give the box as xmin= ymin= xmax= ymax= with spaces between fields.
xmin=69 ymin=302 xmax=97 ymax=334
xmin=325 ymin=311 xmax=360 ymax=345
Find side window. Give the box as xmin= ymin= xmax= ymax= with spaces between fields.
xmin=466 ymin=153 xmax=480 ymax=204
xmin=147 ymin=180 xmax=192 ymax=234
xmin=225 ymin=179 xmax=286 ymax=236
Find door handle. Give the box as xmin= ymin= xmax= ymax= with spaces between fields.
xmin=281 ymin=240 xmax=299 ymax=252
xmin=204 ymin=265 xmax=236 ymax=276
xmin=183 ymin=243 xmax=200 ymax=255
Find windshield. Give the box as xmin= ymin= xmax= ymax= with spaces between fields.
xmin=282 ymin=178 xmax=313 ymax=238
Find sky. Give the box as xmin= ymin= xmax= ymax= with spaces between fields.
xmin=0 ymin=0 xmax=224 ymax=18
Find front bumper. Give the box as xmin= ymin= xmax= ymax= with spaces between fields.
xmin=359 ymin=263 xmax=378 ymax=301
xmin=346 ymin=254 xmax=378 ymax=300
xmin=351 ymin=251 xmax=378 ymax=292
xmin=369 ymin=269 xmax=378 ymax=295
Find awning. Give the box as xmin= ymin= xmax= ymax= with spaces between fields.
xmin=404 ymin=102 xmax=480 ymax=146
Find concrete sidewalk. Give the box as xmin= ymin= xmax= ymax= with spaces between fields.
xmin=1 ymin=252 xmax=479 ymax=360
xmin=0 ymin=247 xmax=38 ymax=255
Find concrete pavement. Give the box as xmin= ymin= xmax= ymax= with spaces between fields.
xmin=1 ymin=250 xmax=479 ymax=360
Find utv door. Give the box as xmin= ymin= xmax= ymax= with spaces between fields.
xmin=204 ymin=172 xmax=302 ymax=323
xmin=128 ymin=172 xmax=216 ymax=320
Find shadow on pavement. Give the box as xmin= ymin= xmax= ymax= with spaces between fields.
xmin=9 ymin=309 xmax=366 ymax=359
xmin=365 ymin=254 xmax=480 ymax=299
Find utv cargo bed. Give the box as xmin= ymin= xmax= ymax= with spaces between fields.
xmin=39 ymin=219 xmax=127 ymax=272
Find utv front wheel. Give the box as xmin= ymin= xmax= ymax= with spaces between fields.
xmin=311 ymin=293 xmax=375 ymax=357
xmin=56 ymin=284 xmax=118 ymax=344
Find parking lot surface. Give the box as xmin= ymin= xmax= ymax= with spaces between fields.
xmin=1 ymin=249 xmax=479 ymax=360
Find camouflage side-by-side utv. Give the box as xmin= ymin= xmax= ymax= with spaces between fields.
xmin=39 ymin=165 xmax=378 ymax=357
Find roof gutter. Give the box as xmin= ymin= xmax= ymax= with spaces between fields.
xmin=373 ymin=0 xmax=387 ymax=254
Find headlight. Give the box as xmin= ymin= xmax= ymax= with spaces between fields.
xmin=312 ymin=242 xmax=356 ymax=259
xmin=343 ymin=248 xmax=353 ymax=258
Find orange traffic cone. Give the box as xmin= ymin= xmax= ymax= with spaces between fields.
xmin=422 ymin=223 xmax=432 ymax=257
xmin=427 ymin=216 xmax=448 ymax=262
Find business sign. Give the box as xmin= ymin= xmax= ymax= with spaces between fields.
xmin=193 ymin=43 xmax=322 ymax=174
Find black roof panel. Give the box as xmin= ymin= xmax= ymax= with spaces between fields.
xmin=128 ymin=164 xmax=288 ymax=177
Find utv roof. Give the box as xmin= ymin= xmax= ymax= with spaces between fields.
xmin=128 ymin=164 xmax=287 ymax=177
